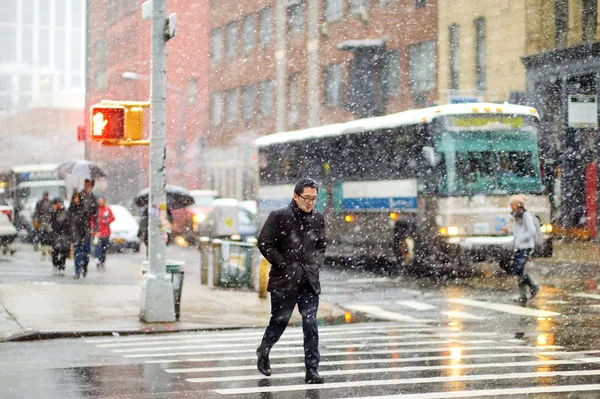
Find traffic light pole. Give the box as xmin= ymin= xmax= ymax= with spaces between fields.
xmin=140 ymin=0 xmax=176 ymax=322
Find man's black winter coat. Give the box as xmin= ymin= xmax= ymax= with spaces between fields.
xmin=70 ymin=191 xmax=98 ymax=244
xmin=50 ymin=208 xmax=71 ymax=252
xmin=258 ymin=201 xmax=326 ymax=295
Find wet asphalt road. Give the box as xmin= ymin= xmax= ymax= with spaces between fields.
xmin=1 ymin=244 xmax=600 ymax=398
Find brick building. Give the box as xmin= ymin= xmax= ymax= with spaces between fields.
xmin=206 ymin=0 xmax=438 ymax=198
xmin=523 ymin=0 xmax=600 ymax=237
xmin=86 ymin=0 xmax=209 ymax=203
xmin=437 ymin=0 xmax=528 ymax=104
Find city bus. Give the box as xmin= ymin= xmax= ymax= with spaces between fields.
xmin=255 ymin=103 xmax=553 ymax=274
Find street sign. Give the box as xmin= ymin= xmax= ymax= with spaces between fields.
xmin=568 ymin=94 xmax=598 ymax=128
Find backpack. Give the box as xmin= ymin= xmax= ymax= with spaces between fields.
xmin=529 ymin=212 xmax=544 ymax=254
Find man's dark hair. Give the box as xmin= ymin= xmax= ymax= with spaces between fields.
xmin=294 ymin=178 xmax=318 ymax=195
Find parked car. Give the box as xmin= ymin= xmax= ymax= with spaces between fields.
xmin=108 ymin=205 xmax=140 ymax=253
xmin=198 ymin=198 xmax=257 ymax=242
xmin=0 ymin=189 xmax=17 ymax=255
xmin=171 ymin=189 xmax=219 ymax=244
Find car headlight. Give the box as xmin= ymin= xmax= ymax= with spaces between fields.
xmin=540 ymin=224 xmax=553 ymax=234
xmin=193 ymin=213 xmax=206 ymax=223
xmin=440 ymin=226 xmax=460 ymax=236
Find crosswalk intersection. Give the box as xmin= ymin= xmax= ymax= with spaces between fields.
xmin=85 ymin=316 xmax=600 ymax=398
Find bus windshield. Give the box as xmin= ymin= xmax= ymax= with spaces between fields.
xmin=434 ymin=128 xmax=543 ymax=196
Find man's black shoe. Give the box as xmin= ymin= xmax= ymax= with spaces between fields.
xmin=305 ymin=369 xmax=324 ymax=384
xmin=256 ymin=352 xmax=271 ymax=376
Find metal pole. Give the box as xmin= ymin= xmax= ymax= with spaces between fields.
xmin=275 ymin=0 xmax=287 ymax=132
xmin=199 ymin=236 xmax=210 ymax=285
xmin=140 ymin=0 xmax=175 ymax=322
xmin=177 ymin=89 xmax=185 ymax=185
xmin=307 ymin=0 xmax=320 ymax=127
xmin=84 ymin=0 xmax=91 ymax=160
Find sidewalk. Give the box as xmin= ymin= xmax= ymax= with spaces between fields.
xmin=0 ymin=279 xmax=347 ymax=342
xmin=546 ymin=239 xmax=600 ymax=266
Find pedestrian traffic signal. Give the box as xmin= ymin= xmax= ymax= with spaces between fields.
xmin=90 ymin=105 xmax=126 ymax=141
xmin=125 ymin=106 xmax=143 ymax=140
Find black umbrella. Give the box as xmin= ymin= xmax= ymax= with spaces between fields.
xmin=133 ymin=185 xmax=194 ymax=210
xmin=56 ymin=160 xmax=107 ymax=181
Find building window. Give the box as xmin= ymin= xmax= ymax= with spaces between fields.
xmin=71 ymin=31 xmax=82 ymax=70
xmin=38 ymin=0 xmax=50 ymax=26
xmin=415 ymin=0 xmax=426 ymax=9
xmin=0 ymin=75 xmax=12 ymax=111
xmin=94 ymin=69 xmax=107 ymax=91
xmin=326 ymin=0 xmax=344 ymax=21
xmin=288 ymin=73 xmax=301 ymax=126
xmin=210 ymin=28 xmax=223 ymax=64
xmin=242 ymin=14 xmax=256 ymax=52
xmin=125 ymin=0 xmax=138 ymax=14
xmin=72 ymin=0 xmax=83 ymax=26
xmin=187 ymin=78 xmax=199 ymax=106
xmin=225 ymin=88 xmax=239 ymax=124
xmin=211 ymin=92 xmax=223 ymax=127
xmin=381 ymin=50 xmax=400 ymax=97
xmin=54 ymin=29 xmax=66 ymax=69
xmin=408 ymin=40 xmax=435 ymax=92
xmin=555 ymin=0 xmax=568 ymax=48
xmin=258 ymin=80 xmax=274 ymax=116
xmin=259 ymin=7 xmax=274 ymax=45
xmin=324 ymin=64 xmax=344 ymax=105
xmin=93 ymin=40 xmax=107 ymax=62
xmin=21 ymin=27 xmax=33 ymax=64
xmin=0 ymin=26 xmax=16 ymax=63
xmin=474 ymin=17 xmax=486 ymax=92
xmin=350 ymin=0 xmax=369 ymax=14
xmin=449 ymin=23 xmax=460 ymax=91
xmin=582 ymin=0 xmax=597 ymax=42
xmin=242 ymin=85 xmax=255 ymax=121
xmin=22 ymin=0 xmax=34 ymax=24
xmin=226 ymin=21 xmax=238 ymax=58
xmin=39 ymin=28 xmax=50 ymax=66
xmin=288 ymin=0 xmax=306 ymax=34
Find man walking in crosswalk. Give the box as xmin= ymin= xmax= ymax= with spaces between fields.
xmin=256 ymin=178 xmax=327 ymax=384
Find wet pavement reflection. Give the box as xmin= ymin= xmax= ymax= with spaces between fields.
xmin=2 ymin=261 xmax=600 ymax=398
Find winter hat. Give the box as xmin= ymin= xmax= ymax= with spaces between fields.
xmin=508 ymin=194 xmax=526 ymax=207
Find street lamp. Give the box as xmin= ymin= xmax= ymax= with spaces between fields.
xmin=122 ymin=71 xmax=186 ymax=184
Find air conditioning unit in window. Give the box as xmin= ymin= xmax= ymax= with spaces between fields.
xmin=359 ymin=8 xmax=369 ymax=24
xmin=320 ymin=22 xmax=329 ymax=38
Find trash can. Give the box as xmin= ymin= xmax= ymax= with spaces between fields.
xmin=219 ymin=241 xmax=255 ymax=287
xmin=141 ymin=260 xmax=185 ymax=319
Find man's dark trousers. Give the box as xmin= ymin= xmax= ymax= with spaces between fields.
xmin=257 ymin=281 xmax=320 ymax=370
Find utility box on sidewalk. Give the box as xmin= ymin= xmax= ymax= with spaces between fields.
xmin=142 ymin=260 xmax=185 ymax=320
xmin=219 ymin=241 xmax=254 ymax=288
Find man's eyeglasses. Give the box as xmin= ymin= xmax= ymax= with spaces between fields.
xmin=298 ymin=194 xmax=319 ymax=204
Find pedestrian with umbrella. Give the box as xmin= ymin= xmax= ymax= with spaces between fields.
xmin=134 ymin=185 xmax=193 ymax=255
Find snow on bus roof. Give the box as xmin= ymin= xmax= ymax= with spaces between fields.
xmin=255 ymin=103 xmax=539 ymax=148
xmin=11 ymin=163 xmax=59 ymax=173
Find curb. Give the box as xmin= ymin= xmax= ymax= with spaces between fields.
xmin=1 ymin=307 xmax=357 ymax=343
xmin=1 ymin=324 xmax=253 ymax=343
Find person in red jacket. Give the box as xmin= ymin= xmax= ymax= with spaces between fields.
xmin=93 ymin=196 xmax=115 ymax=271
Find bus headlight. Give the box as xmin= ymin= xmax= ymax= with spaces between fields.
xmin=540 ymin=224 xmax=553 ymax=234
xmin=439 ymin=226 xmax=460 ymax=236
xmin=447 ymin=226 xmax=460 ymax=236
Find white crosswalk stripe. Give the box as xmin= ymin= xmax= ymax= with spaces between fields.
xmin=84 ymin=321 xmax=600 ymax=398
